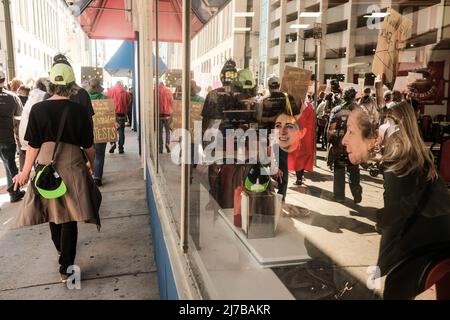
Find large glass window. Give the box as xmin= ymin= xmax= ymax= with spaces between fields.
xmin=152 ymin=0 xmax=450 ymax=300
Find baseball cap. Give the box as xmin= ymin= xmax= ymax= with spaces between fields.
xmin=245 ymin=165 xmax=271 ymax=193
xmin=268 ymin=75 xmax=280 ymax=88
xmin=49 ymin=63 xmax=76 ymax=85
xmin=0 ymin=69 xmax=6 ymax=80
xmin=237 ymin=69 xmax=255 ymax=89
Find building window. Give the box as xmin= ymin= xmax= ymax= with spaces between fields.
xmin=325 ymin=47 xmax=347 ymax=59
xmin=285 ymin=33 xmax=298 ymax=43
xmin=286 ymin=12 xmax=298 ymax=23
xmin=285 ymin=55 xmax=296 ymax=63
xmin=327 ymin=20 xmax=348 ymax=34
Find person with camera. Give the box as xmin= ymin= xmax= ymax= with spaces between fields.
xmin=342 ymin=102 xmax=450 ymax=299
xmin=327 ymin=87 xmax=362 ymax=204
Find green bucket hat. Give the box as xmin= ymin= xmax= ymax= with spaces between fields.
xmin=245 ymin=165 xmax=271 ymax=193
xmin=34 ymin=164 xmax=67 ymax=200
xmin=49 ymin=63 xmax=76 ymax=86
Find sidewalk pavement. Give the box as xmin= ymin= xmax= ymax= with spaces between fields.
xmin=0 ymin=128 xmax=159 ymax=300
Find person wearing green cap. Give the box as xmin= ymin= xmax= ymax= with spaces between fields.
xmin=13 ymin=58 xmax=102 ymax=283
xmin=88 ymin=78 xmax=109 ymax=187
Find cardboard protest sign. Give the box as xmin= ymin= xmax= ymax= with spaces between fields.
xmin=372 ymin=8 xmax=412 ymax=86
xmin=92 ymin=99 xmax=117 ymax=144
xmin=280 ymin=66 xmax=312 ymax=107
xmin=171 ymin=99 xmax=203 ymax=141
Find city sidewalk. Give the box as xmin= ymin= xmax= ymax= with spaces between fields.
xmin=0 ymin=128 xmax=159 ymax=300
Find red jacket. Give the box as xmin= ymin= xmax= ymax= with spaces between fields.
xmin=158 ymin=84 xmax=173 ymax=116
xmin=107 ymin=85 xmax=131 ymax=115
xmin=288 ymin=103 xmax=316 ymax=172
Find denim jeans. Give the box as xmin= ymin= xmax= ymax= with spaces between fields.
xmin=0 ymin=143 xmax=19 ymax=195
xmin=333 ymin=160 xmax=362 ymax=201
xmin=159 ymin=118 xmax=171 ymax=152
xmin=94 ymin=143 xmax=107 ymax=181
xmin=49 ymin=222 xmax=78 ymax=274
xmin=118 ymin=122 xmax=126 ymax=152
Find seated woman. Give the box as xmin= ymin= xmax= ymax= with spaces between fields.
xmin=342 ymin=102 xmax=450 ymax=299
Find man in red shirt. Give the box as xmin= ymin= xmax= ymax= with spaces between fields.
xmin=158 ymin=82 xmax=173 ymax=153
xmin=107 ymin=81 xmax=131 ymax=154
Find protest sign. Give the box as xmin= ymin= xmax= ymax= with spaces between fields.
xmin=372 ymin=8 xmax=412 ymax=86
xmin=92 ymin=99 xmax=117 ymax=144
xmin=280 ymin=66 xmax=312 ymax=107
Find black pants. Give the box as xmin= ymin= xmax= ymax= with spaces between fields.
xmin=333 ymin=160 xmax=362 ymax=201
xmin=296 ymin=170 xmax=305 ymax=182
xmin=278 ymin=149 xmax=288 ymax=201
xmin=49 ymin=222 xmax=78 ymax=274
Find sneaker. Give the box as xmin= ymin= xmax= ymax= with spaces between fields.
xmin=109 ymin=144 xmax=116 ymax=154
xmin=332 ymin=196 xmax=345 ymax=204
xmin=119 ymin=149 xmax=124 ymax=154
xmin=353 ymin=193 xmax=362 ymax=205
xmin=10 ymin=190 xmax=25 ymax=203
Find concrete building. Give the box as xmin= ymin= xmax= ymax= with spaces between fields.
xmin=0 ymin=0 xmax=95 ymax=84
xmin=263 ymin=0 xmax=448 ymax=113
xmin=190 ymin=0 xmax=261 ymax=96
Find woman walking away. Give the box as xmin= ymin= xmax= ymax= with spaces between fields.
xmin=342 ymin=102 xmax=450 ymax=299
xmin=13 ymin=59 xmax=101 ymax=283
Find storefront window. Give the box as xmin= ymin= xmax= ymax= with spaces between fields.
xmin=152 ymin=0 xmax=450 ymax=300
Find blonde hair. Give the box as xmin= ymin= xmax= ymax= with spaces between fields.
xmin=382 ymin=102 xmax=437 ymax=181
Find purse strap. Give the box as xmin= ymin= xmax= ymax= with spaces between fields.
xmin=51 ymin=105 xmax=70 ymax=164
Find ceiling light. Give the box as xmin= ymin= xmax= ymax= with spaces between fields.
xmin=290 ymin=24 xmax=310 ymax=29
xmin=234 ymin=27 xmax=251 ymax=32
xmin=234 ymin=12 xmax=255 ymax=18
xmin=364 ymin=12 xmax=390 ymax=18
xmin=299 ymin=12 xmax=322 ymax=18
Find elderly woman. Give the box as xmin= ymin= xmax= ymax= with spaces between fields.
xmin=342 ymin=102 xmax=450 ymax=299
xmin=13 ymin=58 xmax=101 ymax=283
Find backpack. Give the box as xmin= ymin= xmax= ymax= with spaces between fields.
xmin=328 ymin=106 xmax=351 ymax=163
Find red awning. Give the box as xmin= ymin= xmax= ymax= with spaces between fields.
xmin=79 ymin=0 xmax=135 ymax=40
xmin=78 ymin=0 xmax=224 ymax=42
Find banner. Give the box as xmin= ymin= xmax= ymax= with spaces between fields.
xmin=372 ymin=8 xmax=412 ymax=86
xmin=92 ymin=99 xmax=118 ymax=144
xmin=280 ymin=66 xmax=312 ymax=107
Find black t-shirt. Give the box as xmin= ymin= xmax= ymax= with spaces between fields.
xmin=71 ymin=88 xmax=95 ymax=118
xmin=0 ymin=88 xmax=23 ymax=144
xmin=262 ymin=92 xmax=299 ymax=129
xmin=25 ymin=99 xmax=94 ymax=149
xmin=44 ymin=88 xmax=95 ymax=118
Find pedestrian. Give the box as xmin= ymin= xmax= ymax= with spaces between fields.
xmin=342 ymin=102 xmax=450 ymax=299
xmin=158 ymin=82 xmax=173 ymax=154
xmin=0 ymin=69 xmax=25 ymax=203
xmin=18 ymin=78 xmax=48 ymax=171
xmin=261 ymin=75 xmax=300 ymax=131
xmin=8 ymin=78 xmax=23 ymax=94
xmin=289 ymin=94 xmax=316 ymax=186
xmin=107 ymin=81 xmax=131 ymax=154
xmin=327 ymin=87 xmax=362 ymax=204
xmin=12 ymin=60 xmax=101 ymax=283
xmin=87 ymin=78 xmax=108 ymax=187
xmin=17 ymin=85 xmax=31 ymax=106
